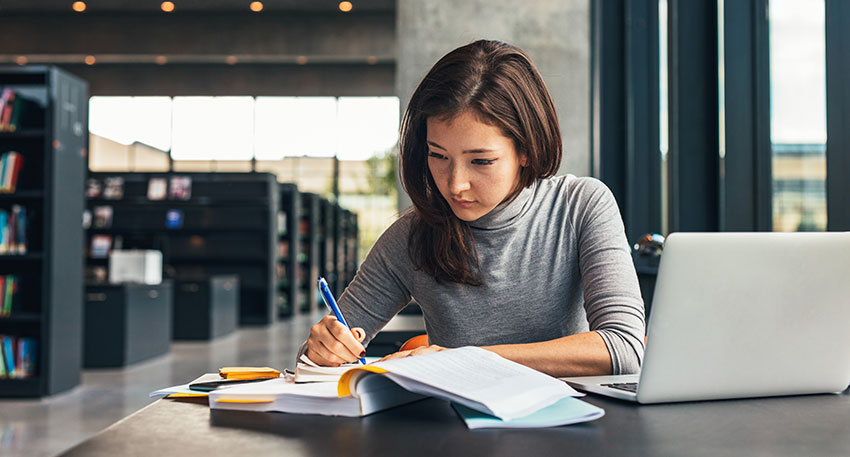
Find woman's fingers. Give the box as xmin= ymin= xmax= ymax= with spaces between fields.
xmin=377 ymin=345 xmax=447 ymax=363
xmin=306 ymin=316 xmax=366 ymax=366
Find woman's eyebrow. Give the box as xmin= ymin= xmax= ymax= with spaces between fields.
xmin=426 ymin=141 xmax=497 ymax=154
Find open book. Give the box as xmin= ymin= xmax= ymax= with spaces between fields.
xmin=209 ymin=347 xmax=584 ymax=422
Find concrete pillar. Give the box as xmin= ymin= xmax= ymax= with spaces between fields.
xmin=396 ymin=0 xmax=591 ymax=210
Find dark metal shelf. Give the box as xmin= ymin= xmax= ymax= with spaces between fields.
xmin=0 ymin=190 xmax=45 ymax=200
xmin=0 ymin=253 xmax=44 ymax=261
xmin=0 ymin=312 xmax=41 ymax=323
xmin=0 ymin=128 xmax=45 ymax=138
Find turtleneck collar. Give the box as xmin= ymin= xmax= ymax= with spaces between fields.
xmin=469 ymin=180 xmax=537 ymax=230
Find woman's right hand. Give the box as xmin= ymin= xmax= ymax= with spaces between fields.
xmin=305 ymin=315 xmax=367 ymax=366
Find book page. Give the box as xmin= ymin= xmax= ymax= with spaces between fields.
xmin=368 ymin=346 xmax=580 ymax=420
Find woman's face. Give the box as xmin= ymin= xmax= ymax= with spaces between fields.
xmin=426 ymin=111 xmax=527 ymax=222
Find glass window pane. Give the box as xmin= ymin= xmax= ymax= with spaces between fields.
xmin=337 ymin=97 xmax=400 ymax=161
xmin=769 ymin=0 xmax=827 ymax=231
xmin=89 ymin=96 xmax=172 ymax=151
xmin=254 ymin=97 xmax=338 ymax=160
xmin=171 ymin=96 xmax=254 ymax=160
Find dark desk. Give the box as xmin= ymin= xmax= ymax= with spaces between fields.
xmin=63 ymin=387 xmax=850 ymax=457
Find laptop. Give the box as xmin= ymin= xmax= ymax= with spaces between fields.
xmin=562 ymin=232 xmax=850 ymax=403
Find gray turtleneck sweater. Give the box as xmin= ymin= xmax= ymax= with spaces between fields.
xmin=333 ymin=175 xmax=645 ymax=374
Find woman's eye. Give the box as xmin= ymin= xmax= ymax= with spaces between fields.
xmin=472 ymin=159 xmax=496 ymax=166
xmin=427 ymin=151 xmax=446 ymax=159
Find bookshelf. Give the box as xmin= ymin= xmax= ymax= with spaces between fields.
xmin=0 ymin=66 xmax=87 ymax=397
xmin=318 ymin=198 xmax=336 ymax=299
xmin=277 ymin=183 xmax=299 ymax=317
xmin=85 ymin=172 xmax=279 ymax=326
xmin=341 ymin=209 xmax=359 ymax=288
xmin=298 ymin=192 xmax=321 ymax=313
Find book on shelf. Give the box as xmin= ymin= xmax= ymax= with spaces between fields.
xmin=92 ymin=205 xmax=113 ymax=229
xmin=147 ymin=177 xmax=167 ymax=201
xmin=0 ymin=88 xmax=43 ymax=133
xmin=165 ymin=209 xmax=183 ymax=229
xmin=277 ymin=212 xmax=287 ymax=236
xmin=82 ymin=209 xmax=92 ymax=230
xmin=0 ymin=275 xmax=20 ymax=317
xmin=85 ymin=266 xmax=108 ymax=284
xmin=103 ymin=177 xmax=124 ymax=200
xmin=0 ymin=335 xmax=37 ymax=379
xmin=85 ymin=178 xmax=102 ymax=199
xmin=0 ymin=151 xmax=24 ymax=193
xmin=0 ymin=205 xmax=27 ymax=254
xmin=90 ymin=234 xmax=113 ymax=258
xmin=168 ymin=176 xmax=192 ymax=200
xmin=208 ymin=347 xmax=585 ymax=423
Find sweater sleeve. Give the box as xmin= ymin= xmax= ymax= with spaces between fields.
xmin=570 ymin=178 xmax=646 ymax=374
xmin=296 ymin=213 xmax=414 ymax=364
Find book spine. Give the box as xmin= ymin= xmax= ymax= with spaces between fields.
xmin=2 ymin=336 xmax=14 ymax=378
xmin=4 ymin=276 xmax=13 ymax=315
xmin=0 ymin=210 xmax=7 ymax=254
xmin=0 ymin=275 xmax=6 ymax=316
xmin=0 ymin=152 xmax=8 ymax=192
xmin=0 ymin=335 xmax=7 ymax=378
xmin=17 ymin=337 xmax=35 ymax=378
xmin=16 ymin=206 xmax=26 ymax=254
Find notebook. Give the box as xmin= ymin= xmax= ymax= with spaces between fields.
xmin=210 ymin=346 xmax=582 ymax=421
xmin=562 ymin=231 xmax=850 ymax=403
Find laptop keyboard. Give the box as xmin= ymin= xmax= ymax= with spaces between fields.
xmin=601 ymin=382 xmax=638 ymax=393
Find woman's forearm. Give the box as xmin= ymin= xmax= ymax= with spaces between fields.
xmin=483 ymin=331 xmax=612 ymax=377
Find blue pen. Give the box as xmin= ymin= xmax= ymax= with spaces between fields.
xmin=318 ymin=277 xmax=366 ymax=364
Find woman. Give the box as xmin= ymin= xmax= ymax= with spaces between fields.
xmin=305 ymin=39 xmax=645 ymax=377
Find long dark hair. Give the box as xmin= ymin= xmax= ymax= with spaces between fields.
xmin=400 ymin=39 xmax=562 ymax=285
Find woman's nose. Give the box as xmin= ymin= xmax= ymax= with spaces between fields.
xmin=447 ymin=163 xmax=471 ymax=194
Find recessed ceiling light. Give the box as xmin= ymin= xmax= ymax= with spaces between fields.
xmin=367 ymin=56 xmax=378 ymax=65
xmin=85 ymin=55 xmax=96 ymax=65
xmin=250 ymin=1 xmax=263 ymax=12
xmin=15 ymin=56 xmax=28 ymax=66
xmin=72 ymin=1 xmax=86 ymax=12
xmin=295 ymin=56 xmax=308 ymax=65
xmin=338 ymin=1 xmax=353 ymax=13
xmin=155 ymin=56 xmax=168 ymax=65
xmin=226 ymin=56 xmax=238 ymax=65
xmin=161 ymin=1 xmax=175 ymax=12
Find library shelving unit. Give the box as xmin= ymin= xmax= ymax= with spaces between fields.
xmin=318 ymin=198 xmax=336 ymax=299
xmin=340 ymin=209 xmax=359 ymax=288
xmin=298 ymin=192 xmax=321 ymax=314
xmin=85 ymin=172 xmax=279 ymax=326
xmin=277 ymin=183 xmax=300 ymax=317
xmin=0 ymin=66 xmax=87 ymax=397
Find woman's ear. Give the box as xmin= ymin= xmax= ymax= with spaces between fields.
xmin=520 ymin=153 xmax=529 ymax=167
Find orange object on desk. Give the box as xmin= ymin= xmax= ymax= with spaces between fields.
xmin=219 ymin=367 xmax=281 ymax=380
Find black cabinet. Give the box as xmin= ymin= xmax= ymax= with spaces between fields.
xmin=83 ymin=281 xmax=173 ymax=368
xmin=173 ymin=275 xmax=238 ymax=340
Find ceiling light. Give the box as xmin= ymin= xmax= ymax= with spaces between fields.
xmin=85 ymin=55 xmax=96 ymax=65
xmin=15 ymin=56 xmax=28 ymax=66
xmin=250 ymin=1 xmax=263 ymax=12
xmin=155 ymin=56 xmax=168 ymax=65
xmin=295 ymin=56 xmax=308 ymax=65
xmin=72 ymin=1 xmax=86 ymax=12
xmin=338 ymin=1 xmax=353 ymax=12
xmin=366 ymin=56 xmax=377 ymax=65
xmin=225 ymin=56 xmax=238 ymax=65
xmin=161 ymin=1 xmax=175 ymax=12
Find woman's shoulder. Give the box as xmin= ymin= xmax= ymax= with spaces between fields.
xmin=538 ymin=174 xmax=615 ymax=206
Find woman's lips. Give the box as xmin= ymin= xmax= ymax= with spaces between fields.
xmin=452 ymin=198 xmax=475 ymax=208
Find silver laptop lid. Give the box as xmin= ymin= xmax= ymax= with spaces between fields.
xmin=637 ymin=232 xmax=850 ymax=403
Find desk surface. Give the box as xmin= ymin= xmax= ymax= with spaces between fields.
xmin=63 ymin=387 xmax=850 ymax=457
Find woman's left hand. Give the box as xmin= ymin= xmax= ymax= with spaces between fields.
xmin=377 ymin=344 xmax=447 ymax=362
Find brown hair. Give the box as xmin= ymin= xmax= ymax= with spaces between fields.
xmin=400 ymin=39 xmax=562 ymax=285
